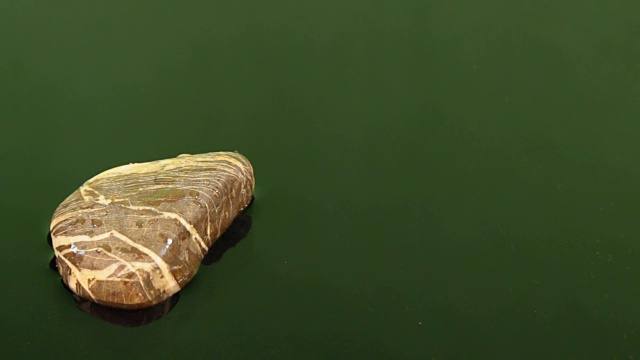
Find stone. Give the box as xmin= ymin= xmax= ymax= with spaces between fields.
xmin=50 ymin=152 xmax=255 ymax=309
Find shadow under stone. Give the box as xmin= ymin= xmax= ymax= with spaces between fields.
xmin=201 ymin=212 xmax=252 ymax=266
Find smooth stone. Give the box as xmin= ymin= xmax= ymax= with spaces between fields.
xmin=50 ymin=152 xmax=255 ymax=309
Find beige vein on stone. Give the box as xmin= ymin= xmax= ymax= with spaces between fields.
xmin=54 ymin=231 xmax=181 ymax=294
xmin=59 ymin=247 xmax=153 ymax=301
xmin=55 ymin=252 xmax=97 ymax=301
xmin=50 ymin=208 xmax=98 ymax=231
xmin=79 ymin=184 xmax=113 ymax=205
xmin=82 ymin=152 xmax=237 ymax=185
xmin=179 ymin=185 xmax=215 ymax=238
xmin=120 ymin=204 xmax=208 ymax=253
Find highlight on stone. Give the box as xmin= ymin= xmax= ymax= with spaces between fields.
xmin=50 ymin=152 xmax=255 ymax=309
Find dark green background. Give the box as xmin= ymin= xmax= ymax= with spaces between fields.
xmin=2 ymin=0 xmax=640 ymax=358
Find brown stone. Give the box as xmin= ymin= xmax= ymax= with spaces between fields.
xmin=50 ymin=152 xmax=255 ymax=309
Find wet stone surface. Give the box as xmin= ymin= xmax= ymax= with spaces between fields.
xmin=49 ymin=152 xmax=255 ymax=309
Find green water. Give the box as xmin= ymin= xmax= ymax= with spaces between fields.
xmin=2 ymin=0 xmax=640 ymax=358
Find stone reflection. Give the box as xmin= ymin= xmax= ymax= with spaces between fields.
xmin=72 ymin=289 xmax=180 ymax=327
xmin=48 ymin=209 xmax=253 ymax=327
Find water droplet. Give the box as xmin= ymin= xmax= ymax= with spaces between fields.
xmin=91 ymin=219 xmax=104 ymax=228
xmin=135 ymin=220 xmax=144 ymax=228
